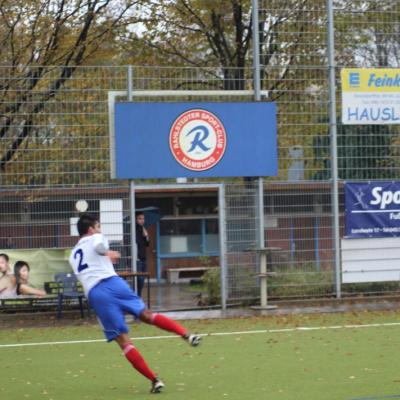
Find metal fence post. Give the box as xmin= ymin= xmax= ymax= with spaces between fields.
xmin=327 ymin=1 xmax=341 ymax=298
xmin=252 ymin=0 xmax=261 ymax=101
xmin=219 ymin=183 xmax=227 ymax=310
xmin=252 ymin=0 xmax=268 ymax=306
xmin=252 ymin=0 xmax=264 ymax=247
xmin=127 ymin=65 xmax=138 ymax=291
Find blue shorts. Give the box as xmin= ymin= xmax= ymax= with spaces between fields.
xmin=88 ymin=276 xmax=147 ymax=342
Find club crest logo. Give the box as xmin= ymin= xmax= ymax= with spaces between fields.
xmin=169 ymin=109 xmax=227 ymax=171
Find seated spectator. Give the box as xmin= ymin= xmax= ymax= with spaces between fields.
xmin=14 ymin=260 xmax=46 ymax=297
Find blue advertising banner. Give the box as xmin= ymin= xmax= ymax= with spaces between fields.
xmin=114 ymin=102 xmax=277 ymax=179
xmin=345 ymin=181 xmax=400 ymax=238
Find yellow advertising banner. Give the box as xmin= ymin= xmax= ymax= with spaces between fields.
xmin=341 ymin=68 xmax=400 ymax=124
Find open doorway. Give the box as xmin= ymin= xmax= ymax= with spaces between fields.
xmin=130 ymin=183 xmax=224 ymax=311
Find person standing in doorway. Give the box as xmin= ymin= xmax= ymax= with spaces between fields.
xmin=135 ymin=211 xmax=149 ymax=297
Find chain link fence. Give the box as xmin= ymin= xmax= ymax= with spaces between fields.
xmin=1 ymin=1 xmax=400 ymax=308
xmin=333 ymin=0 xmax=400 ymax=297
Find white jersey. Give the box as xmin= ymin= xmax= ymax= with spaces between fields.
xmin=69 ymin=233 xmax=117 ymax=296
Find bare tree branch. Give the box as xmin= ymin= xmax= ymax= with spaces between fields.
xmin=0 ymin=0 xmax=140 ymax=171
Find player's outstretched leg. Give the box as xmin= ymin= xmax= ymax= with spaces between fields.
xmin=140 ymin=310 xmax=202 ymax=347
xmin=115 ymin=333 xmax=165 ymax=394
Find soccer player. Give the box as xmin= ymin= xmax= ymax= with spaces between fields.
xmin=69 ymin=213 xmax=201 ymax=394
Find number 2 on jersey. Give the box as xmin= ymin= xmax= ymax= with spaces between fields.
xmin=74 ymin=249 xmax=89 ymax=272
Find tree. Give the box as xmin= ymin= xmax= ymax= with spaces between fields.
xmin=0 ymin=0 xmax=140 ymax=181
xmin=129 ymin=0 xmax=320 ymax=93
xmin=334 ymin=0 xmax=400 ymax=68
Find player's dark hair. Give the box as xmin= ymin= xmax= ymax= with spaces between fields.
xmin=77 ymin=213 xmax=98 ymax=236
xmin=135 ymin=211 xmax=144 ymax=217
xmin=0 ymin=253 xmax=9 ymax=262
xmin=14 ymin=260 xmax=30 ymax=283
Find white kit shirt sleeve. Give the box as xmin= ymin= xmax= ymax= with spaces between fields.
xmin=92 ymin=233 xmax=110 ymax=255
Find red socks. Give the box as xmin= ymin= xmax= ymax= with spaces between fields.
xmin=151 ymin=313 xmax=187 ymax=337
xmin=122 ymin=314 xmax=187 ymax=382
xmin=123 ymin=344 xmax=156 ymax=381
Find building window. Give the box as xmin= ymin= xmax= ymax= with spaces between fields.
xmin=205 ymin=219 xmax=219 ymax=253
xmin=135 ymin=197 xmax=174 ymax=216
xmin=176 ymin=196 xmax=218 ymax=215
xmin=160 ymin=219 xmax=202 ymax=254
xmin=159 ymin=218 xmax=219 ymax=255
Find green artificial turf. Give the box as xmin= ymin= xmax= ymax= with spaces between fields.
xmin=1 ymin=311 xmax=400 ymax=400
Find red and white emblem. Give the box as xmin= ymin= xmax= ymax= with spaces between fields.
xmin=169 ymin=109 xmax=227 ymax=171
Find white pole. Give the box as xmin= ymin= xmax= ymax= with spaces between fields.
xmin=127 ymin=66 xmax=138 ymax=291
xmin=252 ymin=0 xmax=267 ymax=306
xmin=218 ymin=184 xmax=227 ymax=310
xmin=252 ymin=0 xmax=262 ymax=101
xmin=327 ymin=1 xmax=341 ymax=298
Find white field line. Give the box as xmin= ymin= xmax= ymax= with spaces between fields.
xmin=1 ymin=321 xmax=400 ymax=349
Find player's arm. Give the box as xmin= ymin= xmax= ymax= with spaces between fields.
xmin=93 ymin=234 xmax=120 ymax=263
xmin=18 ymin=284 xmax=46 ymax=298
xmin=105 ymin=250 xmax=120 ymax=264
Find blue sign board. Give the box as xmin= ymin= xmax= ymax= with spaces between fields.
xmin=345 ymin=181 xmax=400 ymax=238
xmin=114 ymin=102 xmax=277 ymax=179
